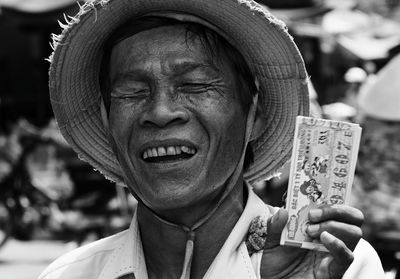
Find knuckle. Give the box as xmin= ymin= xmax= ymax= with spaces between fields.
xmin=353 ymin=223 xmax=362 ymax=234
xmin=325 ymin=204 xmax=345 ymax=218
xmin=322 ymin=220 xmax=339 ymax=231
xmin=345 ymin=251 xmax=355 ymax=265
xmin=330 ymin=205 xmax=365 ymax=225
xmin=343 ymin=224 xmax=362 ymax=239
xmin=349 ymin=252 xmax=355 ymax=263
xmin=355 ymin=210 xmax=364 ymax=225
xmin=332 ymin=235 xmax=345 ymax=248
xmin=353 ymin=226 xmax=363 ymax=239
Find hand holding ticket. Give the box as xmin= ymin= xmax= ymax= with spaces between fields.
xmin=280 ymin=116 xmax=362 ymax=252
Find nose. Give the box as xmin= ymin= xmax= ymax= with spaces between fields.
xmin=139 ymin=90 xmax=189 ymax=128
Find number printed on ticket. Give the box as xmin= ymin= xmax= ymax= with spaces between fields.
xmin=280 ymin=116 xmax=362 ymax=252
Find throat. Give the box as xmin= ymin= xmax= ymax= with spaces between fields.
xmin=137 ymin=181 xmax=246 ymax=278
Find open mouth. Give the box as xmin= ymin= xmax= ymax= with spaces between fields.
xmin=142 ymin=145 xmax=197 ymax=163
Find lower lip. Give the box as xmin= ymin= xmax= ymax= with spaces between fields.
xmin=142 ymin=153 xmax=197 ymax=167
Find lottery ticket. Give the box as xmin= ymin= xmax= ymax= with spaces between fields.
xmin=280 ymin=116 xmax=362 ymax=252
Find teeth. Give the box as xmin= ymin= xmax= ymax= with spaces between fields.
xmin=143 ymin=145 xmax=196 ymax=159
xmin=167 ymin=146 xmax=176 ymax=156
xmin=157 ymin=147 xmax=166 ymax=156
xmin=181 ymin=146 xmax=196 ymax=155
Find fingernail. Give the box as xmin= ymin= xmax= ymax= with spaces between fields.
xmin=309 ymin=209 xmax=323 ymax=220
xmin=307 ymin=224 xmax=320 ymax=235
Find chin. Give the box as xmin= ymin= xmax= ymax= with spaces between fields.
xmin=143 ymin=181 xmax=208 ymax=211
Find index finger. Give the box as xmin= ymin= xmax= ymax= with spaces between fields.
xmin=309 ymin=204 xmax=364 ymax=226
xmin=320 ymin=231 xmax=354 ymax=276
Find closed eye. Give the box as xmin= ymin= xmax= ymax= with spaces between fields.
xmin=178 ymin=83 xmax=212 ymax=94
xmin=111 ymin=78 xmax=150 ymax=99
xmin=111 ymin=88 xmax=150 ymax=99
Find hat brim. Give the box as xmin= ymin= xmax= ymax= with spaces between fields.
xmin=49 ymin=0 xmax=309 ymax=186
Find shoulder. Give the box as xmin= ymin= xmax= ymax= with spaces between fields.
xmin=38 ymin=230 xmax=128 ymax=279
xmin=343 ymin=239 xmax=384 ymax=279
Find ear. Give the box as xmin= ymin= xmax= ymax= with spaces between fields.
xmin=249 ymin=98 xmax=265 ymax=142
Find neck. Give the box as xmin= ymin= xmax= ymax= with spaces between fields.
xmin=137 ymin=179 xmax=246 ymax=279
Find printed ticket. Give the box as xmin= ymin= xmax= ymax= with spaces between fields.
xmin=280 ymin=116 xmax=362 ymax=252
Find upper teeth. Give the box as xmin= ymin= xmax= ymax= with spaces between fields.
xmin=143 ymin=146 xmax=196 ymax=159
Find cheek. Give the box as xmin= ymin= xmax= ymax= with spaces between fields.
xmin=201 ymin=97 xmax=247 ymax=160
xmin=222 ymin=113 xmax=247 ymax=158
xmin=108 ymin=101 xmax=139 ymax=150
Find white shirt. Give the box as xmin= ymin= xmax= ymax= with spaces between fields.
xmin=39 ymin=188 xmax=384 ymax=279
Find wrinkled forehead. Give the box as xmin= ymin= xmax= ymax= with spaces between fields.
xmin=108 ymin=25 xmax=218 ymax=75
xmin=104 ymin=16 xmax=223 ymax=63
xmin=100 ymin=17 xmax=226 ymax=80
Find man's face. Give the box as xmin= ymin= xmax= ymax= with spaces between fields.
xmin=108 ymin=25 xmax=248 ymax=212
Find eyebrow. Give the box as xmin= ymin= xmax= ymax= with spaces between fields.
xmin=111 ymin=60 xmax=221 ymax=85
xmin=169 ymin=60 xmax=220 ymax=77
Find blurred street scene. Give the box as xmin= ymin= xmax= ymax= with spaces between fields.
xmin=0 ymin=239 xmax=72 ymax=279
xmin=1 ymin=0 xmax=400 ymax=278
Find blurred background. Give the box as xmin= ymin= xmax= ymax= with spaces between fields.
xmin=0 ymin=0 xmax=399 ymax=278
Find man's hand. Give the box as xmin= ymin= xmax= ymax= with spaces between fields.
xmin=260 ymin=206 xmax=364 ymax=279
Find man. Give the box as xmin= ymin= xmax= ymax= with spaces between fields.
xmin=40 ymin=0 xmax=383 ymax=278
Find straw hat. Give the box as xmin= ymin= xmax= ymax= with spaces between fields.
xmin=49 ymin=0 xmax=309 ymax=186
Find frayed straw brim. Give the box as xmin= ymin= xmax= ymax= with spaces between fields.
xmin=49 ymin=0 xmax=309 ymax=186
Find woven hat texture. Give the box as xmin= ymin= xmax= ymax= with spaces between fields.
xmin=49 ymin=0 xmax=310 ymax=186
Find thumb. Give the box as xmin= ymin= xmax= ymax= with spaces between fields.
xmin=265 ymin=208 xmax=288 ymax=249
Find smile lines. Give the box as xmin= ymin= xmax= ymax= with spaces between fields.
xmin=142 ymin=145 xmax=196 ymax=159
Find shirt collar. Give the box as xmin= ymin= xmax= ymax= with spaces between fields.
xmin=204 ymin=185 xmax=272 ymax=279
xmin=99 ymin=184 xmax=273 ymax=279
xmin=98 ymin=209 xmax=148 ymax=279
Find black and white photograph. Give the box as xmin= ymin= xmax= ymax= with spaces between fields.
xmin=0 ymin=0 xmax=399 ymax=278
